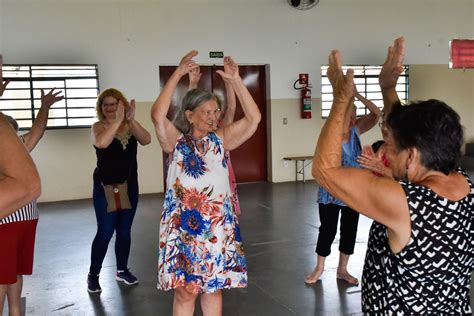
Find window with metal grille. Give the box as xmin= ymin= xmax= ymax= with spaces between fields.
xmin=0 ymin=64 xmax=99 ymax=129
xmin=320 ymin=65 xmax=409 ymax=118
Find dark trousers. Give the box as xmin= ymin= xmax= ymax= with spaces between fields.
xmin=89 ymin=178 xmax=139 ymax=275
xmin=315 ymin=203 xmax=359 ymax=257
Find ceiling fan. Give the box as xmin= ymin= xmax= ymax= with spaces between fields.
xmin=287 ymin=0 xmax=319 ymax=10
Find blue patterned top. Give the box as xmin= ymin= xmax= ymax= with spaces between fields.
xmin=317 ymin=127 xmax=362 ymax=206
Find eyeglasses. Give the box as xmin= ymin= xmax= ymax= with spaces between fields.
xmin=102 ymin=102 xmax=118 ymax=107
xmin=199 ymin=108 xmax=221 ymax=117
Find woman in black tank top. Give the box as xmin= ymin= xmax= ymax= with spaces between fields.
xmin=87 ymin=88 xmax=151 ymax=294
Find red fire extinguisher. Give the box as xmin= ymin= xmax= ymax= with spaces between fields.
xmin=294 ymin=73 xmax=312 ymax=119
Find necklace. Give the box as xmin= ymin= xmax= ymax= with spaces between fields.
xmin=115 ymin=129 xmax=131 ymax=150
xmin=185 ymin=133 xmax=208 ymax=154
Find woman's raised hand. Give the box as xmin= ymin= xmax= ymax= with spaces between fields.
xmin=327 ymin=50 xmax=354 ymax=102
xmin=40 ymin=88 xmax=64 ymax=109
xmin=126 ymin=99 xmax=136 ymax=121
xmin=379 ymin=37 xmax=405 ymax=90
xmin=176 ymin=50 xmax=199 ymax=77
xmin=116 ymin=100 xmax=126 ymax=123
xmin=188 ymin=65 xmax=202 ymax=89
xmin=216 ymin=56 xmax=239 ymax=83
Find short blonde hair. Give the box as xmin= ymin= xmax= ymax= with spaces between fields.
xmin=95 ymin=88 xmax=129 ymax=121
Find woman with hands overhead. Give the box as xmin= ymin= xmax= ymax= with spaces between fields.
xmin=305 ymin=73 xmax=382 ymax=286
xmin=152 ymin=51 xmax=261 ymax=315
xmin=87 ymin=88 xmax=151 ymax=294
xmin=188 ymin=61 xmax=242 ymax=215
xmin=313 ymin=37 xmax=473 ymax=314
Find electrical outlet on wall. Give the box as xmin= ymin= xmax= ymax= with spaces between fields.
xmin=283 ymin=117 xmax=288 ymax=125
xmin=283 ymin=160 xmax=289 ymax=168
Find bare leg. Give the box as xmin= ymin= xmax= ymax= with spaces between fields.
xmin=200 ymin=290 xmax=222 ymax=316
xmin=0 ymin=284 xmax=7 ymax=315
xmin=173 ymin=286 xmax=198 ymax=316
xmin=336 ymin=252 xmax=359 ymax=286
xmin=4 ymin=275 xmax=23 ymax=316
xmin=305 ymin=255 xmax=326 ymax=284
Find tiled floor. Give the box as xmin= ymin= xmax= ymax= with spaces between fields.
xmin=8 ymin=178 xmax=474 ymax=315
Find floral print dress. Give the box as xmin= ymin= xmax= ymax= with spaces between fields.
xmin=158 ymin=132 xmax=247 ymax=293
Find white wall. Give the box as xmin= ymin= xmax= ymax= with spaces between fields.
xmin=1 ymin=0 xmax=473 ymax=200
xmin=409 ymin=64 xmax=474 ymax=144
xmin=3 ymin=0 xmax=473 ymax=99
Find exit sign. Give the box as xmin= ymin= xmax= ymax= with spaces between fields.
xmin=209 ymin=51 xmax=224 ymax=58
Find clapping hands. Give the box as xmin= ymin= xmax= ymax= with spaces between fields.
xmin=116 ymin=101 xmax=126 ymax=123
xmin=379 ymin=37 xmax=405 ymax=90
xmin=126 ymin=99 xmax=136 ymax=122
xmin=327 ymin=50 xmax=355 ymax=103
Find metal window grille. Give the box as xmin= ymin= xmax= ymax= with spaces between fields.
xmin=0 ymin=64 xmax=99 ymax=129
xmin=320 ymin=65 xmax=409 ymax=118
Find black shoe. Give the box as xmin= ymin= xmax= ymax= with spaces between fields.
xmin=87 ymin=273 xmax=102 ymax=293
xmin=116 ymin=269 xmax=139 ymax=285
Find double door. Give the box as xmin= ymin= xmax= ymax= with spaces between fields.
xmin=159 ymin=64 xmax=268 ymax=185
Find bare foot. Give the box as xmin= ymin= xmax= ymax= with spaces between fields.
xmin=305 ymin=268 xmax=323 ymax=284
xmin=336 ymin=270 xmax=359 ymax=286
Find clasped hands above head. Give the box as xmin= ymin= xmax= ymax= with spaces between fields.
xmin=177 ymin=50 xmax=241 ymax=84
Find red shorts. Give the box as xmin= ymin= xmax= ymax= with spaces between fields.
xmin=0 ymin=219 xmax=38 ymax=284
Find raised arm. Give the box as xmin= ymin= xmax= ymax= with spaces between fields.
xmin=379 ymin=37 xmax=405 ymax=120
xmin=0 ymin=113 xmax=41 ymax=218
xmin=0 ymin=55 xmax=10 ymax=97
xmin=22 ymin=88 xmax=64 ymax=152
xmin=220 ymin=83 xmax=236 ymax=126
xmin=354 ymin=90 xmax=382 ymax=135
xmin=126 ymin=99 xmax=151 ymax=145
xmin=216 ymin=56 xmax=261 ymax=151
xmin=91 ymin=101 xmax=125 ymax=148
xmin=312 ymin=49 xmax=410 ymax=248
xmin=219 ymin=63 xmax=237 ymax=126
xmin=151 ymin=50 xmax=199 ymax=153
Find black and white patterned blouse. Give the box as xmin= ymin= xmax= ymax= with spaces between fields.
xmin=362 ymin=169 xmax=474 ymax=314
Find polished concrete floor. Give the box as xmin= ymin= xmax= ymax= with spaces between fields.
xmin=8 ymin=177 xmax=474 ymax=315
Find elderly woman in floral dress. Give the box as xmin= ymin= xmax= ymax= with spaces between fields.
xmin=151 ymin=51 xmax=261 ymax=316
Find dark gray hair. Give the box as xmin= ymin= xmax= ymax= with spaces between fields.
xmin=387 ymin=99 xmax=464 ymax=175
xmin=173 ymin=88 xmax=221 ymax=134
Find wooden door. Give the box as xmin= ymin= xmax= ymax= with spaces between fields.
xmin=158 ymin=64 xmax=268 ymax=186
